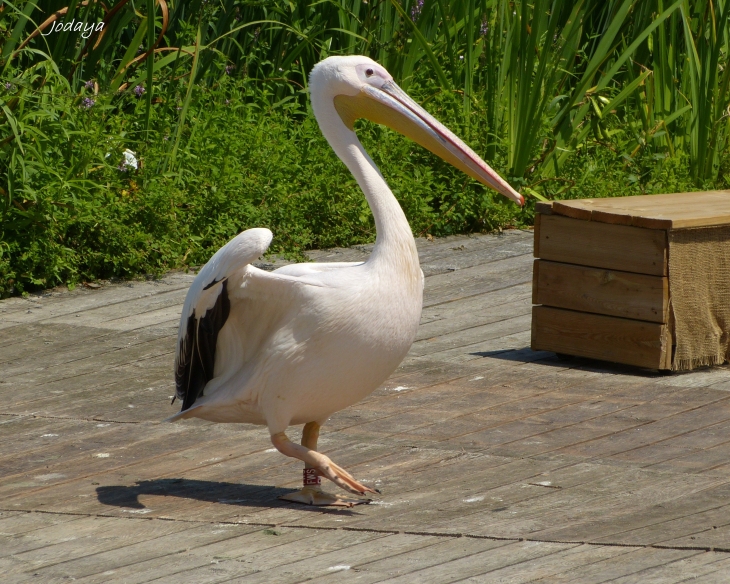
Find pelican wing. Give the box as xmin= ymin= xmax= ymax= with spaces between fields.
xmin=273 ymin=261 xmax=363 ymax=277
xmin=175 ymin=278 xmax=231 ymax=411
xmin=174 ymin=228 xmax=273 ymax=411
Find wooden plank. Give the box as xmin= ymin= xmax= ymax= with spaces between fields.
xmin=276 ymin=454 xmax=554 ymax=531
xmin=420 ymin=237 xmax=533 ymax=277
xmin=0 ymin=327 xmax=169 ymax=380
xmin=314 ymin=537 xmax=513 ymax=584
xmin=0 ymin=417 xmax=127 ymax=470
xmin=557 ymin=393 xmax=730 ymax=461
xmin=536 ymin=214 xmax=667 ymax=276
xmin=533 ymin=260 xmax=669 ymax=323
xmin=464 ymin=544 xmax=643 ymax=584
xmin=384 ymin=373 xmax=613 ymax=448
xmin=492 ymin=385 xmax=730 ymax=466
xmin=116 ymin=527 xmax=386 ymax=584
xmin=4 ymin=344 xmax=173 ymax=407
xmin=535 ymin=201 xmax=553 ymax=216
xmin=485 ymin=470 xmax=727 ymax=545
xmin=661 ymin=522 xmax=730 ymax=552
xmin=286 ymin=458 xmax=573 ymax=535
xmin=61 ymin=524 xmax=313 ymax=584
xmin=305 ymin=246 xmax=371 ymax=264
xmin=0 ymin=512 xmax=84 ymax=540
xmin=306 ymin=231 xmax=533 ymax=273
xmin=423 ymin=252 xmax=533 ymax=308
xmin=531 ymin=306 xmax=671 ymax=369
xmin=475 ymin=471 xmax=727 ymax=547
xmin=411 ymin=314 xmax=531 ymax=358
xmin=522 ymin=485 xmax=730 ymax=549
xmin=401 ymin=462 xmax=636 ymax=537
xmin=535 ymin=547 xmax=704 ymax=583
xmin=0 ymin=515 xmax=104 ymax=559
xmin=0 ymin=274 xmax=194 ymax=328
xmin=689 ymin=558 xmax=730 ymax=583
xmin=0 ymin=426 xmax=198 ymax=499
xmin=385 ymin=540 xmax=577 ymax=584
xmin=415 ymin=328 xmax=532 ymax=364
xmin=414 ymin=231 xmax=531 ymax=264
xmin=5 ymin=516 xmax=194 ymax=577
xmin=208 ymin=532 xmax=436 ymax=584
xmin=418 ymin=283 xmax=531 ymax=340
xmin=43 ymin=285 xmax=187 ymax=324
xmin=612 ymin=419 xmax=730 ymax=469
xmin=0 ymin=415 xmax=84 ymax=447
xmin=2 ymin=337 xmax=171 ymax=396
xmin=551 ymin=190 xmax=730 ymax=230
xmin=30 ymin=522 xmax=263 ymax=582
xmin=591 ymin=499 xmax=730 ymax=548
xmin=651 ymin=438 xmax=730 ymax=474
xmin=608 ymin=551 xmax=730 ymax=583
xmin=0 ymin=324 xmax=122 ymax=367
xmin=485 ymin=391 xmax=694 ymax=462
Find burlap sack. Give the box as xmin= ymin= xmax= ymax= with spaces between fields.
xmin=669 ymin=226 xmax=730 ymax=370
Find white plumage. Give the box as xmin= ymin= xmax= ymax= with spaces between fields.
xmin=168 ymin=56 xmax=523 ymax=506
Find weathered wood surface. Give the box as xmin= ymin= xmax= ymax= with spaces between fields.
xmin=549 ymin=190 xmax=730 ymax=230
xmin=3 ymin=229 xmax=730 ymax=582
xmin=536 ymin=214 xmax=668 ymax=276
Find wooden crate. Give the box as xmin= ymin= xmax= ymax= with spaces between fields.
xmin=531 ymin=191 xmax=730 ymax=369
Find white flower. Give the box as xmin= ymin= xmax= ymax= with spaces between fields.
xmin=122 ymin=149 xmax=138 ymax=170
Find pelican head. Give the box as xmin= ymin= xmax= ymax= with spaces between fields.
xmin=309 ymin=56 xmax=524 ymax=207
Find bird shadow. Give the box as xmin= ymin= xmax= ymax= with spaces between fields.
xmin=95 ymin=478 xmax=362 ymax=515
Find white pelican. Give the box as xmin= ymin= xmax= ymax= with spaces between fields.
xmin=168 ymin=56 xmax=524 ymax=507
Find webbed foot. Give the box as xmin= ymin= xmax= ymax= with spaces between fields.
xmin=279 ymin=485 xmax=371 ymax=508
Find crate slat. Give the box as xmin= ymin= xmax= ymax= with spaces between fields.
xmin=533 ymin=260 xmax=669 ymax=323
xmin=536 ymin=214 xmax=667 ymax=276
xmin=550 ymin=191 xmax=730 ymax=229
xmin=531 ymin=306 xmax=672 ymax=370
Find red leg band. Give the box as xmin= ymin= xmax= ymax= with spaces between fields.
xmin=303 ymin=468 xmax=321 ymax=486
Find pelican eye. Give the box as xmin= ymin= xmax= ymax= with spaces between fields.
xmin=365 ymin=68 xmax=374 ymax=77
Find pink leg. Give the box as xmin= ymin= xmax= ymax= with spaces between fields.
xmin=274 ymin=422 xmax=375 ymax=507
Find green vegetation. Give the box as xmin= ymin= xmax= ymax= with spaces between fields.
xmin=1 ymin=0 xmax=729 ymax=296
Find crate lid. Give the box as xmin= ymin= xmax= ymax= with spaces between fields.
xmin=538 ymin=190 xmax=730 ymax=229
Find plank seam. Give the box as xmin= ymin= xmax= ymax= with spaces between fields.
xmin=0 ymin=413 xmax=149 ymax=424
xmin=424 ymin=278 xmax=532 ymax=309
xmin=2 ymin=508 xmax=728 ymax=553
xmin=7 ymin=349 xmax=175 ymax=389
xmin=0 ymin=328 xmax=173 ymax=370
xmin=26 ymin=283 xmax=191 ymax=323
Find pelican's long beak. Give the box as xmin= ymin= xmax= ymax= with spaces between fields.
xmin=334 ymin=81 xmax=524 ymax=207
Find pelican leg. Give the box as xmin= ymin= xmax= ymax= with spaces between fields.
xmin=274 ymin=423 xmax=374 ymax=507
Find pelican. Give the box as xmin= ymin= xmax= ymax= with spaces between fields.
xmin=168 ymin=56 xmax=524 ymax=507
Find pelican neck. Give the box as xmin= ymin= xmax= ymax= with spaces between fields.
xmin=314 ymin=98 xmax=419 ymax=266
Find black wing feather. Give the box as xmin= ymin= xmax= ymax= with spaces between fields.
xmin=175 ymin=279 xmax=231 ymax=412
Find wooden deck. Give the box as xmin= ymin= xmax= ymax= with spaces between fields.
xmin=3 ymin=229 xmax=730 ymax=582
